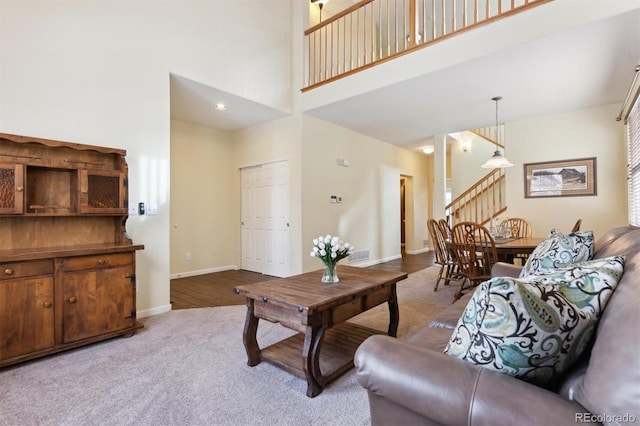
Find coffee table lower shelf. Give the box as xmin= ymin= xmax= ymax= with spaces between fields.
xmin=260 ymin=322 xmax=383 ymax=387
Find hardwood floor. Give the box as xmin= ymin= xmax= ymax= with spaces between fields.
xmin=170 ymin=251 xmax=435 ymax=310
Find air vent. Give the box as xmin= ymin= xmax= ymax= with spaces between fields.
xmin=348 ymin=249 xmax=370 ymax=263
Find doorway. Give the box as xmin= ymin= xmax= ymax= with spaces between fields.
xmin=400 ymin=175 xmax=414 ymax=255
xmin=400 ymin=177 xmax=406 ymax=252
xmin=240 ymin=160 xmax=290 ymax=277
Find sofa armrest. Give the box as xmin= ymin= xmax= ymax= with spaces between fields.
xmin=355 ymin=335 xmax=595 ymax=426
xmin=491 ymin=261 xmax=522 ymax=278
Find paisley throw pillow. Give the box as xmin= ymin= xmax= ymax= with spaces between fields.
xmin=444 ymin=255 xmax=624 ymax=387
xmin=520 ymin=229 xmax=594 ymax=278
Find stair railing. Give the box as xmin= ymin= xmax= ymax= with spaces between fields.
xmin=470 ymin=124 xmax=504 ymax=149
xmin=303 ymin=0 xmax=552 ymax=90
xmin=445 ymin=168 xmax=506 ymax=227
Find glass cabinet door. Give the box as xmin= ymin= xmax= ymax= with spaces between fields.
xmin=78 ymin=169 xmax=127 ymax=214
xmin=0 ymin=163 xmax=24 ymax=214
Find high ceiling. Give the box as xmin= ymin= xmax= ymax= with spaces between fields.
xmin=170 ymin=7 xmax=640 ymax=152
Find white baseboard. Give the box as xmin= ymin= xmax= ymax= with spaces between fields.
xmin=170 ymin=265 xmax=239 ymax=280
xmin=349 ymin=254 xmax=402 ymax=268
xmin=404 ymin=247 xmax=431 ymax=255
xmin=137 ymin=304 xmax=172 ymax=318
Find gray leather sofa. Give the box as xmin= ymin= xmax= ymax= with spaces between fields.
xmin=355 ymin=226 xmax=640 ymax=426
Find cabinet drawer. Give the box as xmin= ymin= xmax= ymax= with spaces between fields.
xmin=63 ymin=253 xmax=133 ymax=272
xmin=1 ymin=260 xmax=54 ymax=280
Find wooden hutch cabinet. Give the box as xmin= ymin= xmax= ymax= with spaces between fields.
xmin=0 ymin=133 xmax=144 ymax=367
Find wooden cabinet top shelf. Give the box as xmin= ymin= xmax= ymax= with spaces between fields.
xmin=0 ymin=243 xmax=145 ymax=263
xmin=0 ymin=132 xmax=126 ymax=157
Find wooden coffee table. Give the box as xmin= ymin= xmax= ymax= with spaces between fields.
xmin=234 ymin=266 xmax=407 ymax=397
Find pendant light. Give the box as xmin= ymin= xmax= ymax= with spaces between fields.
xmin=481 ymin=96 xmax=514 ymax=169
xmin=311 ymin=0 xmax=330 ymax=22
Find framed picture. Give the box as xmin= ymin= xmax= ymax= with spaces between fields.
xmin=524 ymin=157 xmax=597 ymax=198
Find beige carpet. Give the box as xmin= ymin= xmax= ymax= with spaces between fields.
xmin=0 ymin=266 xmax=460 ymax=426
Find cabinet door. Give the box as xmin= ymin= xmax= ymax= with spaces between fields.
xmin=78 ymin=170 xmax=127 ymax=214
xmin=62 ymin=265 xmax=135 ymax=343
xmin=0 ymin=163 xmax=24 ymax=214
xmin=0 ymin=276 xmax=54 ymax=360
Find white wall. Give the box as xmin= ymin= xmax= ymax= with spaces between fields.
xmin=450 ymin=134 xmax=496 ymax=200
xmin=170 ymin=110 xmax=431 ymax=280
xmin=301 ymin=115 xmax=430 ymax=272
xmin=170 ymin=120 xmax=237 ymax=277
xmin=232 ymin=115 xmax=304 ymax=275
xmin=504 ymin=103 xmax=627 ymax=239
xmin=450 ymin=103 xmax=627 ymax=239
xmin=0 ymin=0 xmax=293 ymax=317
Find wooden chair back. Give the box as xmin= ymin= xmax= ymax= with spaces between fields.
xmin=501 ymin=217 xmax=532 ymax=238
xmin=428 ymin=218 xmax=448 ymax=265
xmin=438 ymin=218 xmax=452 ymax=240
xmin=571 ymin=219 xmax=582 ymax=232
xmin=451 ymin=222 xmax=498 ymax=289
xmin=428 ymin=218 xmax=458 ymax=291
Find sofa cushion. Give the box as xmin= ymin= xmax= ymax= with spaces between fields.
xmin=520 ymin=229 xmax=594 ymax=278
xmin=444 ymin=256 xmax=625 ymax=387
xmin=405 ymin=326 xmax=453 ymax=351
xmin=592 ymin=225 xmax=640 ymax=258
xmin=429 ymin=292 xmax=473 ymax=330
xmin=573 ymin=231 xmax=640 ymax=425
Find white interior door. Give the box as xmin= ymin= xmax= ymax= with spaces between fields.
xmin=241 ymin=161 xmax=290 ymax=277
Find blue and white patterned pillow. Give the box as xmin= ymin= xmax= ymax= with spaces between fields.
xmin=444 ymin=256 xmax=625 ymax=387
xmin=520 ymin=229 xmax=594 ymax=278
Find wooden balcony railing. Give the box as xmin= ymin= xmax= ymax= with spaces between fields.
xmin=445 ymin=168 xmax=506 ymax=226
xmin=303 ymin=0 xmax=552 ymax=90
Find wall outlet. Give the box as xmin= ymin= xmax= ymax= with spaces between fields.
xmin=147 ymin=204 xmax=158 ymax=215
xmin=128 ymin=206 xmax=138 ymax=215
xmin=185 ymin=253 xmax=192 ymax=261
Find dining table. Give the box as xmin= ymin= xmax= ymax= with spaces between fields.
xmin=490 ymin=236 xmax=545 ymax=263
xmin=446 ymin=236 xmax=545 ymax=265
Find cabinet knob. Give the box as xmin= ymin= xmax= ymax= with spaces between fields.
xmin=43 ymin=301 xmax=52 ymax=308
xmin=16 ymin=186 xmax=24 ymax=192
xmin=67 ymin=297 xmax=77 ymax=304
xmin=4 ymin=268 xmax=14 ymax=275
xmin=97 ymin=259 xmax=106 ymax=265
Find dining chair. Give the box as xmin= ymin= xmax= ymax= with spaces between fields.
xmin=450 ymin=222 xmax=498 ymax=301
xmin=499 ymin=217 xmax=532 ymax=265
xmin=500 ymin=217 xmax=533 ymax=238
xmin=438 ymin=218 xmax=452 ymax=240
xmin=427 ymin=218 xmax=457 ymax=291
xmin=571 ymin=219 xmax=582 ymax=232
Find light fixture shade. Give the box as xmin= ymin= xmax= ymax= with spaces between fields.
xmin=481 ymin=149 xmax=514 ymax=168
xmin=482 ymin=96 xmax=513 ymax=169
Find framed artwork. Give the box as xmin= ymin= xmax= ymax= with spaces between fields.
xmin=524 ymin=157 xmax=597 ymax=198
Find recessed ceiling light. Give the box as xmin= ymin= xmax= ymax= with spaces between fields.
xmin=214 ymin=103 xmax=227 ymax=111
